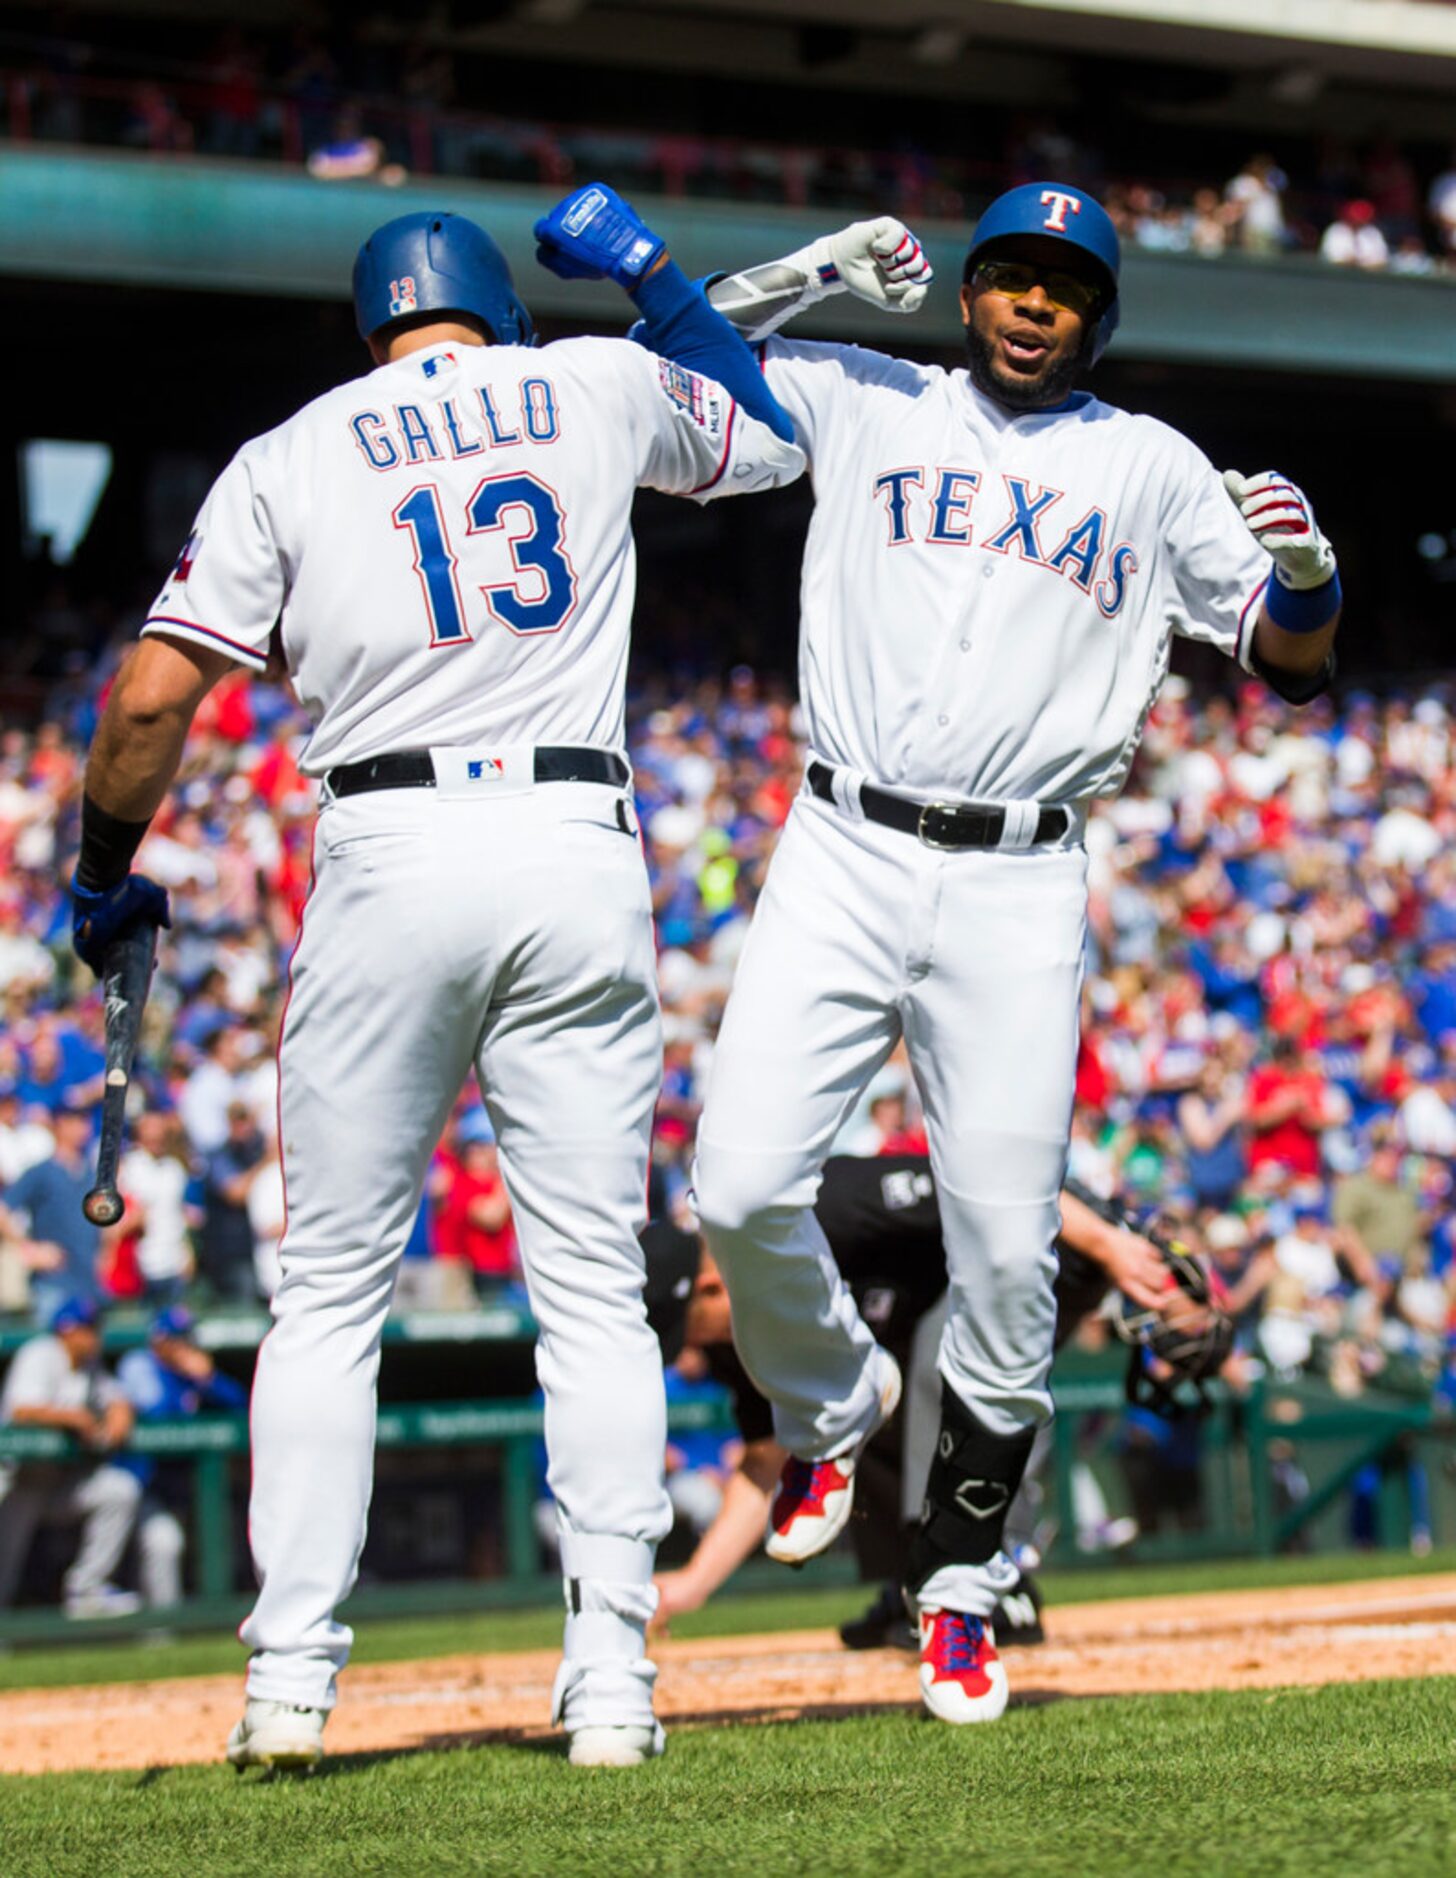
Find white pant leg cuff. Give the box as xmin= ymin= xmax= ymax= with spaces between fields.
xmin=551 ymin=1651 xmax=658 ymax=1729
xmin=912 ymin=1550 xmax=1021 ymax=1617
xmin=244 ymin=1652 xmax=341 ymax=1713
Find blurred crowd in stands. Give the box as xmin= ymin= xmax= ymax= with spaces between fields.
xmin=3 ymin=20 xmax=1456 ymax=273
xmin=2 ymin=645 xmax=1456 ymax=1432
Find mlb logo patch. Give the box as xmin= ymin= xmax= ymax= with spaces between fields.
xmin=421 ymin=352 xmax=456 ymax=379
xmin=467 ymin=758 xmax=506 ymax=781
xmin=388 ymin=275 xmax=418 ymax=317
xmin=657 ymin=359 xmax=705 ymax=422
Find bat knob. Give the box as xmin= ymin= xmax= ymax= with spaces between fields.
xmin=82 ymin=1187 xmax=124 ymax=1228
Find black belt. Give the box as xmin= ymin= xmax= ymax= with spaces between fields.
xmin=807 ymin=761 xmax=1069 ymax=850
xmin=326 ymin=746 xmax=629 ymax=799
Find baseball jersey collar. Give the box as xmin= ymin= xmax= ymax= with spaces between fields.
xmin=957 ymin=372 xmax=1093 ymax=430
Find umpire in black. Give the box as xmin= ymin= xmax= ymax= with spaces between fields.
xmin=643 ymin=1153 xmax=1184 ymax=1645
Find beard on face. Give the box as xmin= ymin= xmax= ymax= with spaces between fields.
xmin=964 ymin=319 xmax=1087 ymax=411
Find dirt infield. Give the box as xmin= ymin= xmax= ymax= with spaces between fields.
xmin=2 ymin=1573 xmax=1454 ymax=1775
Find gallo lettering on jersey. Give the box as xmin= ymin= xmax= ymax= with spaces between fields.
xmin=872 ymin=467 xmax=1139 ymax=619
xmin=348 ymin=378 xmax=563 ymax=472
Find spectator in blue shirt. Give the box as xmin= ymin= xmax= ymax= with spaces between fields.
xmin=4 ymin=1100 xmax=100 ymax=1321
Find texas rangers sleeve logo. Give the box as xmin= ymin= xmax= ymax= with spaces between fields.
xmin=1039 ymin=190 xmax=1082 ymax=232
xmin=171 ymin=531 xmax=201 ymax=583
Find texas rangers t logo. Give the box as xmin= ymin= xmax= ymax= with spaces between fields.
xmin=1039 ymin=190 xmax=1082 ymax=232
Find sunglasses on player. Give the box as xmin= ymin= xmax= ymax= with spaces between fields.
xmin=972 ymin=259 xmax=1101 ymax=318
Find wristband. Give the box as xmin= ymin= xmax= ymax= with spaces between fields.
xmin=1262 ymin=568 xmax=1341 ymax=635
xmin=76 ymin=795 xmax=150 ymax=892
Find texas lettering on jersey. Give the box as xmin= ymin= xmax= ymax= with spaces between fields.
xmin=759 ymin=336 xmax=1274 ymax=805
xmin=872 ymin=468 xmax=1139 ymax=619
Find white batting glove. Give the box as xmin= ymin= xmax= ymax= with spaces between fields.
xmin=817 ymin=217 xmax=933 ymax=314
xmin=1222 ymin=469 xmax=1336 ymax=591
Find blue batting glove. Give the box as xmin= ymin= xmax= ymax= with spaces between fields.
xmin=71 ymin=873 xmax=171 ymax=976
xmin=533 ymin=183 xmax=667 ymax=290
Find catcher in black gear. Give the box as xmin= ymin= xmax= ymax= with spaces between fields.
xmin=642 ymin=1155 xmax=1232 ymax=1649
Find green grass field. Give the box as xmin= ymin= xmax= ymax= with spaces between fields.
xmin=3 ymin=1679 xmax=1453 ymax=1878
xmin=3 ymin=1553 xmax=1455 ymax=1877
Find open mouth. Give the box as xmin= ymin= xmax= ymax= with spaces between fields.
xmin=1000 ymin=328 xmax=1051 ymax=369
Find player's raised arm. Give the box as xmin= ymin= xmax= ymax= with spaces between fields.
xmin=534 ymin=182 xmax=799 ymax=444
xmin=703 ymin=218 xmax=933 ymax=342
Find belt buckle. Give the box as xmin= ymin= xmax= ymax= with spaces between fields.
xmin=916 ymin=801 xmax=965 ymax=850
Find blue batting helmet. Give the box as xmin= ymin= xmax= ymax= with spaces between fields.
xmin=965 ymin=182 xmax=1121 ymax=364
xmin=352 ymin=211 xmax=535 ymax=346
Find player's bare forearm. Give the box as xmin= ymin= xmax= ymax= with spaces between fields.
xmin=1059 ymin=1190 xmax=1168 ymax=1312
xmin=85 ymin=637 xmax=233 ymax=822
xmin=1251 ymin=603 xmax=1340 ymax=680
xmin=657 ymin=1437 xmax=786 ymax=1614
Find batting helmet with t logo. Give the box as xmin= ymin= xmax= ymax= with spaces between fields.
xmin=964 ymin=182 xmax=1121 ymax=364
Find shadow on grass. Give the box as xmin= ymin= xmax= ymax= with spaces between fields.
xmin=124 ymin=1688 xmax=1095 ymax=1784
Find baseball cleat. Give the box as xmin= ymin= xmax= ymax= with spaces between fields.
xmin=765 ymin=1354 xmax=902 ymax=1566
xmin=63 ymin=1584 xmax=143 ymax=1620
xmin=917 ymin=1609 xmax=1009 ymax=1724
xmin=567 ymin=1722 xmax=666 ymax=1768
xmin=839 ymin=1580 xmax=919 ymax=1652
xmin=226 ymin=1700 xmax=327 ymax=1771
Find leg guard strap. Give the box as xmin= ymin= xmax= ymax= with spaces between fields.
xmin=905 ymin=1382 xmax=1038 ymax=1591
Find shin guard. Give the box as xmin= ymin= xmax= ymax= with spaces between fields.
xmin=905 ymin=1382 xmax=1038 ymax=1594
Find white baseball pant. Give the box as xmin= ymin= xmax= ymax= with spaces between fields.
xmin=240 ymin=767 xmax=670 ymax=1729
xmin=694 ymin=791 xmax=1086 ymax=1616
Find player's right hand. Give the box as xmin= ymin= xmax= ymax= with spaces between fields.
xmin=824 ymin=217 xmax=933 ymax=314
xmin=533 ymin=182 xmax=667 ymax=289
xmin=70 ymin=871 xmax=170 ymax=976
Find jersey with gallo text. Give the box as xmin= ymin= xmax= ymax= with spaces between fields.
xmin=143 ymin=338 xmax=804 ymax=772
xmin=762 ymin=339 xmax=1273 ymax=806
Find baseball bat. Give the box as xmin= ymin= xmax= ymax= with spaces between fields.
xmin=82 ymin=923 xmax=159 ymax=1228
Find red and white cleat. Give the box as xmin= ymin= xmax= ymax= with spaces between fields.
xmin=764 ymin=1355 xmax=901 ymax=1565
xmin=917 ymin=1609 xmax=1010 ymax=1724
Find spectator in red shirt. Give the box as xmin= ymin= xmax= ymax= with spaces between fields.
xmin=433 ymin=1112 xmax=517 ymax=1291
xmin=1245 ymin=1037 xmax=1335 ymax=1179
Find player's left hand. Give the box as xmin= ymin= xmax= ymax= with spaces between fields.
xmin=1222 ymin=469 xmax=1336 ymax=591
xmin=534 ymin=183 xmax=667 ymax=289
xmin=70 ymin=871 xmax=171 ymax=975
xmin=823 ymin=217 xmax=933 ymax=313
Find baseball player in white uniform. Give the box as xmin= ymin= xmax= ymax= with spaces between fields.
xmin=67 ymin=191 xmax=927 ymax=1769
xmin=68 ymin=193 xmax=810 ymax=1772
xmin=681 ymin=181 xmax=1342 ymax=1725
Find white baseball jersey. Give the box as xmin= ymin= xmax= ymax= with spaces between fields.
xmin=761 ymin=339 xmax=1272 ymax=805
xmin=143 ymin=339 xmax=804 ymax=772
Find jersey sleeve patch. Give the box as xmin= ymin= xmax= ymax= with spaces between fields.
xmin=656 ymin=358 xmax=726 ymax=438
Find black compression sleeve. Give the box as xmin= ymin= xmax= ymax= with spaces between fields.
xmin=75 ymin=795 xmax=151 ymax=891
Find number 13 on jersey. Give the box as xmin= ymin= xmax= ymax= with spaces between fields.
xmin=392 ymin=473 xmax=579 ymax=646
